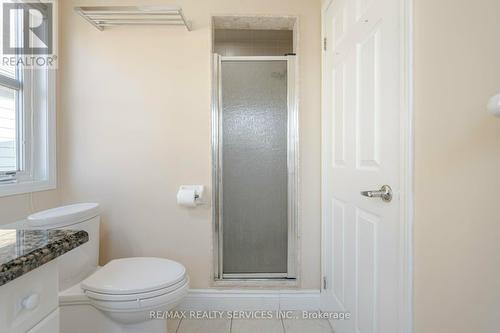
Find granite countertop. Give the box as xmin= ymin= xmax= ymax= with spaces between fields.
xmin=0 ymin=229 xmax=88 ymax=287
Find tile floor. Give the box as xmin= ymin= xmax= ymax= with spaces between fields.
xmin=167 ymin=315 xmax=334 ymax=333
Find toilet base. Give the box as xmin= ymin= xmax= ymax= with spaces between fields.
xmin=60 ymin=303 xmax=168 ymax=333
xmin=59 ymin=282 xmax=175 ymax=333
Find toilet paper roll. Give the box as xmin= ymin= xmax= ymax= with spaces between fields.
xmin=177 ymin=188 xmax=197 ymax=207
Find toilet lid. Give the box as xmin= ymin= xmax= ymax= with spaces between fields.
xmin=81 ymin=257 xmax=186 ymax=295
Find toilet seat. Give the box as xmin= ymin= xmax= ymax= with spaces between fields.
xmin=81 ymin=257 xmax=188 ymax=310
xmin=84 ymin=276 xmax=189 ymax=303
xmin=85 ymin=277 xmax=189 ymax=312
xmin=81 ymin=257 xmax=186 ymax=295
xmin=78 ymin=257 xmax=189 ymax=322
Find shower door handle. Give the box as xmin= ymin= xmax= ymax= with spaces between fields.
xmin=360 ymin=185 xmax=393 ymax=202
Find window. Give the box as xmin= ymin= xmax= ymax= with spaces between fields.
xmin=0 ymin=5 xmax=56 ymax=196
xmin=0 ymin=9 xmax=20 ymax=180
xmin=0 ymin=79 xmax=18 ymax=175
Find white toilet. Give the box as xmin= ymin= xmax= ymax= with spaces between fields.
xmin=26 ymin=203 xmax=189 ymax=333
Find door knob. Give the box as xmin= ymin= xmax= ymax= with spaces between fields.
xmin=361 ymin=185 xmax=393 ymax=202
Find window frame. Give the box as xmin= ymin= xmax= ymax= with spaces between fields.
xmin=0 ymin=7 xmax=56 ymax=197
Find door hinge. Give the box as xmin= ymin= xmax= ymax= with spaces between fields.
xmin=323 ymin=38 xmax=327 ymax=51
xmin=323 ymin=276 xmax=327 ymax=289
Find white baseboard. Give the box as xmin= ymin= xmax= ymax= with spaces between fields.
xmin=177 ymin=289 xmax=320 ymax=311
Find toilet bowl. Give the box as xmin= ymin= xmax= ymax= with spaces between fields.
xmin=81 ymin=257 xmax=189 ymax=324
xmin=26 ymin=203 xmax=189 ymax=333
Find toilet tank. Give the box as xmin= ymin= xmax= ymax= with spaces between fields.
xmin=27 ymin=203 xmax=101 ymax=291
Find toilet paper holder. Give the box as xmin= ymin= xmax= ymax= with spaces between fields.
xmin=177 ymin=185 xmax=205 ymax=206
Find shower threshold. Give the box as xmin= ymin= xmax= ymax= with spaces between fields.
xmin=222 ymin=273 xmax=290 ymax=279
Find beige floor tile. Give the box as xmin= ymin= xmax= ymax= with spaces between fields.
xmin=168 ymin=318 xmax=182 ymax=333
xmin=232 ymin=319 xmax=284 ymax=333
xmin=177 ymin=318 xmax=231 ymax=333
xmin=283 ymin=319 xmax=333 ymax=333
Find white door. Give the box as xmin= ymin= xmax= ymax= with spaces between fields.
xmin=321 ymin=0 xmax=404 ymax=332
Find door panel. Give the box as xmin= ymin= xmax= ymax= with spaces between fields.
xmin=332 ymin=64 xmax=347 ymax=167
xmin=322 ymin=0 xmax=402 ymax=331
xmin=332 ymin=198 xmax=346 ymax=305
xmin=356 ymin=26 xmax=381 ymax=170
xmin=355 ymin=209 xmax=378 ymax=333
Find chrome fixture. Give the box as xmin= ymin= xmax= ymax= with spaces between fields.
xmin=361 ymin=185 xmax=393 ymax=202
xmin=74 ymin=5 xmax=192 ymax=31
xmin=487 ymin=94 xmax=500 ymax=117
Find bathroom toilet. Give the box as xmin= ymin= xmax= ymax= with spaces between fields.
xmin=26 ymin=203 xmax=189 ymax=333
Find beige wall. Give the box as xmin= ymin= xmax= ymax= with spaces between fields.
xmin=59 ymin=0 xmax=321 ymax=289
xmin=414 ymin=0 xmax=500 ymax=332
xmin=0 ymin=191 xmax=59 ymax=225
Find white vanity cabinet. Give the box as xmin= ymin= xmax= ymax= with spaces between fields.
xmin=26 ymin=310 xmax=59 ymax=333
xmin=0 ymin=261 xmax=59 ymax=333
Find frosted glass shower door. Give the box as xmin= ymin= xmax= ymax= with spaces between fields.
xmin=220 ymin=58 xmax=289 ymax=276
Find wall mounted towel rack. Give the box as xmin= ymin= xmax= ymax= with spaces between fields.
xmin=74 ymin=5 xmax=192 ymax=31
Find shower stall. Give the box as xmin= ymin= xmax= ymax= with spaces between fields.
xmin=212 ymin=55 xmax=298 ymax=280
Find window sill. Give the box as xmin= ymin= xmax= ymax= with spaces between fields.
xmin=0 ymin=179 xmax=56 ymax=198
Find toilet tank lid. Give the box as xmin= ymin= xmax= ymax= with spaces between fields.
xmin=27 ymin=203 xmax=100 ymax=228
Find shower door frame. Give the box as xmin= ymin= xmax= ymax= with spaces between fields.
xmin=212 ymin=54 xmax=299 ymax=281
